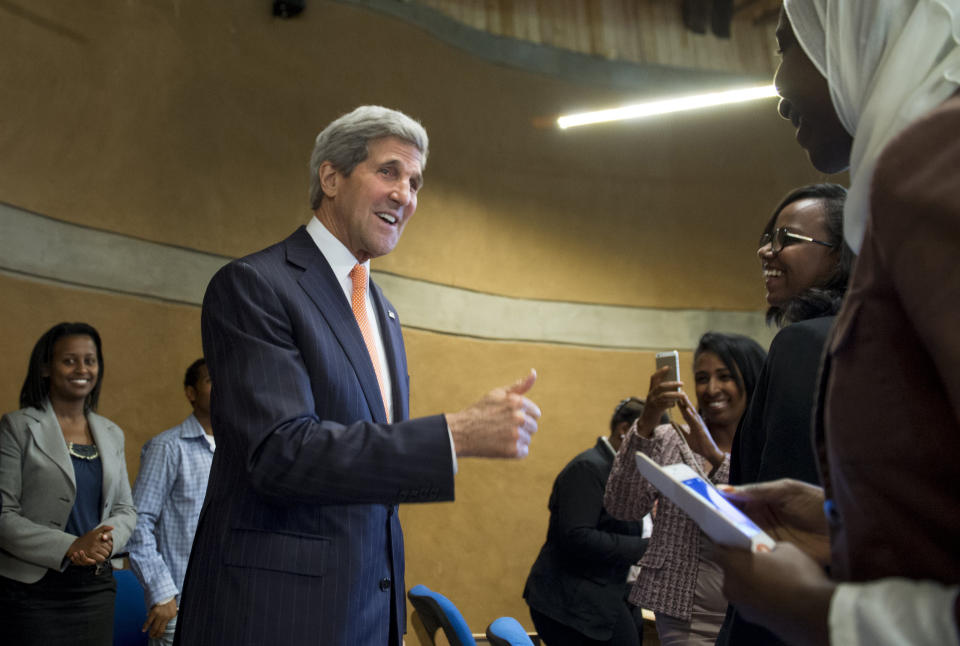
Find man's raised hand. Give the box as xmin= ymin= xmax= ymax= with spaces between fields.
xmin=446 ymin=369 xmax=541 ymax=458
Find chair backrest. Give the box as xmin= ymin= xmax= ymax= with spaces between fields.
xmin=486 ymin=616 xmax=536 ymax=646
xmin=113 ymin=568 xmax=148 ymax=646
xmin=407 ymin=584 xmax=477 ymax=646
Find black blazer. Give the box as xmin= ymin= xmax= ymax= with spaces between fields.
xmin=524 ymin=438 xmax=647 ymax=641
xmin=175 ymin=227 xmax=455 ymax=646
xmin=719 ymin=315 xmax=833 ymax=646
xmin=729 ymin=316 xmax=835 ymax=487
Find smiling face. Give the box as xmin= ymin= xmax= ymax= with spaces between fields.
xmin=694 ymin=351 xmax=747 ymax=431
xmin=759 ymin=198 xmax=837 ymax=307
xmin=315 ymin=136 xmax=423 ymax=263
xmin=774 ymin=10 xmax=853 ymax=173
xmin=45 ymin=334 xmax=99 ymax=405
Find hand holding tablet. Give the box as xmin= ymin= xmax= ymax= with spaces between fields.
xmin=634 ymin=452 xmax=776 ymax=552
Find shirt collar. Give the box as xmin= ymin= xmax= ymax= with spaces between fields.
xmin=305 ymin=216 xmax=370 ymax=286
xmin=179 ymin=414 xmax=208 ymax=440
xmin=598 ymin=436 xmax=616 ymax=459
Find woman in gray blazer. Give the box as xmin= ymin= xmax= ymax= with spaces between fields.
xmin=0 ymin=322 xmax=136 ymax=644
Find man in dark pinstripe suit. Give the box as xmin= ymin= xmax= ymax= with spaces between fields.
xmin=173 ymin=106 xmax=541 ymax=646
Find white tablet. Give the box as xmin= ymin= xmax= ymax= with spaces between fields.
xmin=634 ymin=452 xmax=775 ymax=552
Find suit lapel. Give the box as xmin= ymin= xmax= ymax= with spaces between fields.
xmin=88 ymin=413 xmax=116 ymax=515
xmin=26 ymin=404 xmax=76 ymax=491
xmin=370 ymin=282 xmax=408 ymax=422
xmin=286 ymin=228 xmax=388 ymax=423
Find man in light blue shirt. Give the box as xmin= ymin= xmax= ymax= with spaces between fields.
xmin=127 ymin=358 xmax=214 ymax=645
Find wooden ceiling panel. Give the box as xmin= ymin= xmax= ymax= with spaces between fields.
xmin=412 ymin=0 xmax=782 ymax=76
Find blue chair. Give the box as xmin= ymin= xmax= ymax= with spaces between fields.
xmin=407 ymin=584 xmax=477 ymax=646
xmin=486 ymin=616 xmax=537 ymax=646
xmin=113 ymin=567 xmax=148 ymax=646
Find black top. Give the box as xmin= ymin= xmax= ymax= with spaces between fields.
xmin=524 ymin=438 xmax=648 ymax=641
xmin=729 ymin=316 xmax=834 ymax=487
xmin=718 ymin=316 xmax=834 ymax=646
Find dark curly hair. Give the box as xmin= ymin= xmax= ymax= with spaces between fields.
xmin=762 ymin=183 xmax=854 ymax=327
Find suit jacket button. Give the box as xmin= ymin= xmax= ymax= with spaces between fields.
xmin=379 ymin=578 xmax=392 ymax=591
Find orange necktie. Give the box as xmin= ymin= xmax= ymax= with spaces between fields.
xmin=349 ymin=264 xmax=388 ymax=413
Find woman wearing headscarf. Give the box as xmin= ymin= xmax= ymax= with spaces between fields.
xmin=712 ymin=2 xmax=960 ymax=645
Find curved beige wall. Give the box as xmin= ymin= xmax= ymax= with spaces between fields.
xmin=0 ymin=0 xmax=823 ymax=310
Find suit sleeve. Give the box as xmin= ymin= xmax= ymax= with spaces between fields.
xmin=201 ymin=259 xmax=454 ymax=505
xmin=0 ymin=413 xmax=76 ymax=570
xmin=552 ymin=459 xmax=647 ymax=565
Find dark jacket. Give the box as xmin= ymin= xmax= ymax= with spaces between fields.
xmin=175 ymin=227 xmax=454 ymax=646
xmin=524 ymin=438 xmax=648 ymax=641
xmin=729 ymin=315 xmax=834 ymax=487
xmin=719 ymin=315 xmax=833 ymax=646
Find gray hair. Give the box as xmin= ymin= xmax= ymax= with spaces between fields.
xmin=308 ymin=105 xmax=429 ymax=210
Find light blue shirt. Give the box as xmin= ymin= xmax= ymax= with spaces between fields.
xmin=127 ymin=414 xmax=214 ymax=607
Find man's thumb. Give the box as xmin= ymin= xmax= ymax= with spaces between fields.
xmin=507 ymin=369 xmax=537 ymax=395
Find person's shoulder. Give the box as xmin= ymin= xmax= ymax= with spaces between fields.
xmin=206 ymin=231 xmax=308 ymax=303
xmin=561 ymin=444 xmax=608 ymax=474
xmin=2 ymin=406 xmax=33 ymax=423
xmin=145 ymin=422 xmax=191 ymax=449
xmin=216 ymin=228 xmax=308 ymax=276
xmin=879 ymin=94 xmax=960 ymax=166
xmin=0 ymin=406 xmax=40 ymax=431
xmin=770 ymin=316 xmax=833 ymax=350
xmin=88 ymin=411 xmax=124 ymax=437
xmin=565 ymin=445 xmax=600 ymax=467
xmin=223 ymin=234 xmax=292 ymax=272
xmin=873 ymin=95 xmax=960 ymax=210
xmin=786 ymin=315 xmax=834 ymax=336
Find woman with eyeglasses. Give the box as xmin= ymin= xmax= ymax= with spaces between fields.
xmin=714 ymin=183 xmax=853 ymax=646
xmin=0 ymin=322 xmax=136 ymax=644
xmin=605 ymin=332 xmax=766 ymax=646
xmin=730 ymin=183 xmax=854 ymax=488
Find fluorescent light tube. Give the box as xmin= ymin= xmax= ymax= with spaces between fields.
xmin=557 ymin=84 xmax=778 ymax=129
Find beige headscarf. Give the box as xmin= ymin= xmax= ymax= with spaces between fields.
xmin=783 ymin=0 xmax=960 ymax=253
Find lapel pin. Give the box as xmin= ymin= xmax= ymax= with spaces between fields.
xmin=388 ymin=311 xmax=396 ymax=320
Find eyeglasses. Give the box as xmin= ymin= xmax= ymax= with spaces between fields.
xmin=758 ymin=227 xmax=835 ymax=254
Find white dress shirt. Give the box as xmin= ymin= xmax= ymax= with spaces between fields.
xmin=306 ymin=216 xmax=393 ymax=421
xmin=305 ymin=217 xmax=458 ymax=473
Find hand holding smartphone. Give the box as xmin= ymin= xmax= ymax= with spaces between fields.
xmin=637 ymin=350 xmax=684 ymax=434
xmin=655 ymin=351 xmax=681 ymax=391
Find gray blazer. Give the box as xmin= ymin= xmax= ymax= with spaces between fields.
xmin=0 ymin=403 xmax=137 ymax=583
